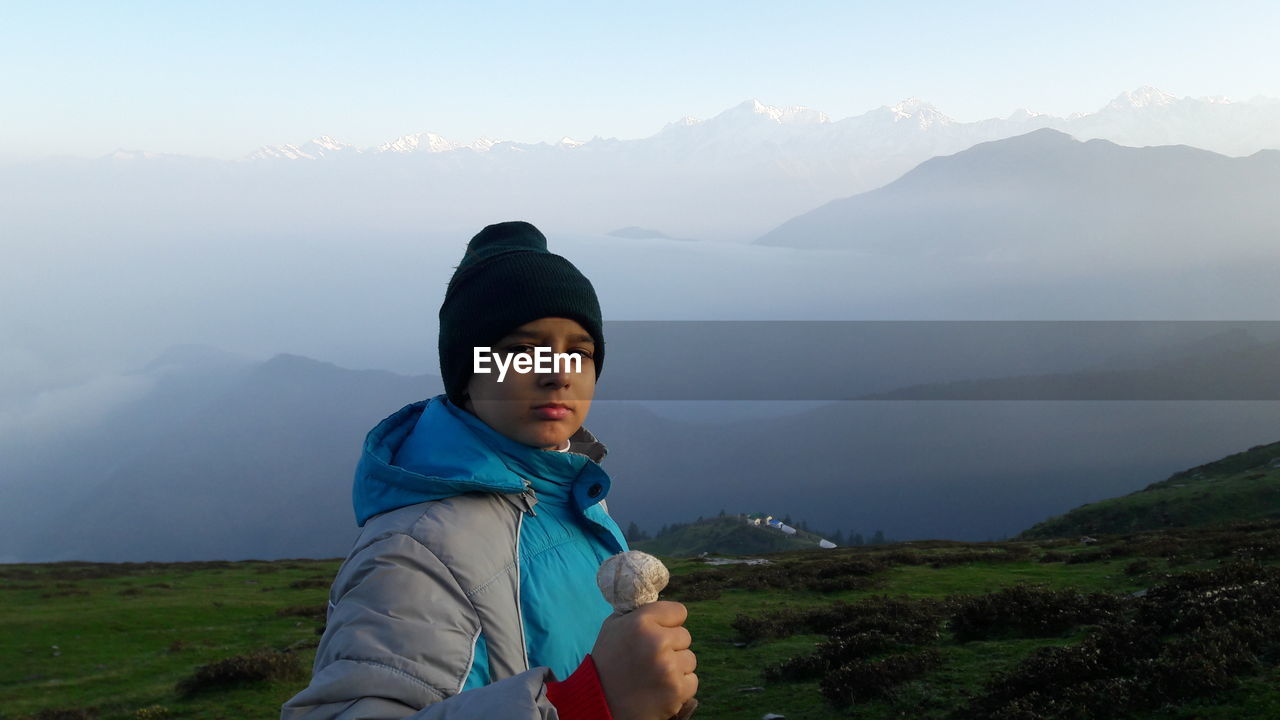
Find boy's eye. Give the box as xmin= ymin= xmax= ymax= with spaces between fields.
xmin=502 ymin=344 xmax=592 ymax=359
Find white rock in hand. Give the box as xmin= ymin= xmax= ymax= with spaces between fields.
xmin=597 ymin=550 xmax=671 ymax=613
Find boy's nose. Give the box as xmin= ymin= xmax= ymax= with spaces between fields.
xmin=537 ymin=366 xmax=571 ymax=388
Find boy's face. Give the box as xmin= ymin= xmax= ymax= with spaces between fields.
xmin=463 ymin=316 xmax=597 ymax=451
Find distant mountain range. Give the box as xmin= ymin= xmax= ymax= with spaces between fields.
xmin=237 ymin=88 xmax=1280 ymax=164
xmin=15 ymin=87 xmax=1278 ymax=241
xmin=755 ymin=128 xmax=1280 ymax=264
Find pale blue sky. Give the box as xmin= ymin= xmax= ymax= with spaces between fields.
xmin=3 ymin=0 xmax=1277 ymax=159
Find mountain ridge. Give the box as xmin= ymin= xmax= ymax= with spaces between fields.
xmin=1020 ymin=440 xmax=1280 ymax=539
xmin=82 ymin=87 xmax=1280 ymax=162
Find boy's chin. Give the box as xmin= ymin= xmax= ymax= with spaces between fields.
xmin=514 ymin=428 xmax=566 ymax=449
xmin=530 ymin=426 xmax=581 ymax=450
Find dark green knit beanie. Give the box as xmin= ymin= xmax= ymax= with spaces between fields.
xmin=439 ymin=221 xmax=604 ymax=407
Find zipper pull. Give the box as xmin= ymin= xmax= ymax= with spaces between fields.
xmin=520 ymin=481 xmax=539 ymax=517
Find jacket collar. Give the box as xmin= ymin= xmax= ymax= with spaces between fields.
xmin=353 ymin=394 xmax=609 ymax=526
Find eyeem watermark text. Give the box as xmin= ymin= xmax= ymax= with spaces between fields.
xmin=474 ymin=347 xmax=583 ymax=382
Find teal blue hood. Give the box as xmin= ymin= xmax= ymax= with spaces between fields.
xmin=353 ymin=393 xmax=610 ymax=526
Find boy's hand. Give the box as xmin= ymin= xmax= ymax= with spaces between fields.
xmin=591 ymin=600 xmax=698 ymax=720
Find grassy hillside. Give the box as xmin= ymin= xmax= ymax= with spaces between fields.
xmin=1021 ymin=440 xmax=1280 ymax=539
xmin=632 ymin=515 xmax=834 ymax=556
xmin=4 ymin=520 xmax=1279 ymax=719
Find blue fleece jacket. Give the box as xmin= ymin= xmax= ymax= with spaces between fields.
xmin=351 ymin=394 xmax=628 ymax=686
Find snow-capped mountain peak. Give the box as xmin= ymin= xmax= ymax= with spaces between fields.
xmin=246 ymin=143 xmax=312 ymax=160
xmin=558 ymin=136 xmax=586 ymax=148
xmin=711 ymin=99 xmax=829 ymax=126
xmin=311 ymin=135 xmax=352 ymax=151
xmin=659 ymin=115 xmax=703 ymax=133
xmin=1106 ymin=86 xmax=1178 ymax=110
xmin=1007 ymin=108 xmax=1046 ymax=121
xmin=246 ymin=135 xmax=358 ymax=160
xmin=880 ymin=98 xmax=954 ymax=129
xmin=377 ymin=132 xmax=457 ymax=154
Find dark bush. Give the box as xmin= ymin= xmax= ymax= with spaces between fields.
xmin=949 ymin=585 xmax=1127 ymax=641
xmin=1064 ymin=548 xmax=1115 ymax=564
xmin=764 ymin=630 xmax=905 ymax=682
xmin=733 ymin=595 xmax=947 ymax=643
xmin=819 ymin=649 xmax=941 ymax=706
xmin=873 ymin=549 xmax=925 ymax=566
xmin=666 ymin=543 xmax=1035 ymax=602
xmin=927 ymin=546 xmax=1034 ymax=569
xmin=1038 ymin=551 xmax=1069 ymax=563
xmin=276 ymin=605 xmax=327 ymax=621
xmin=40 ymin=589 xmax=90 ymax=598
xmin=1125 ymin=533 xmax=1193 ymax=558
xmin=175 ymin=648 xmax=305 ymax=695
xmin=1123 ymin=559 xmax=1153 ymax=576
xmin=663 ymin=555 xmax=887 ymax=600
xmin=661 ymin=575 xmax=724 ymax=601
xmin=288 ymin=579 xmax=329 ymax=590
xmin=30 ymin=709 xmax=98 ymax=720
xmin=956 ymin=560 xmax=1280 ymax=719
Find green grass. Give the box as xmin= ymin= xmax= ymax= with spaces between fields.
xmin=2 ymin=526 xmax=1277 ymax=720
xmin=0 ymin=560 xmax=337 ymax=719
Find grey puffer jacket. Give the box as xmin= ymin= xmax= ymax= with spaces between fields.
xmin=280 ymin=395 xmax=627 ymax=719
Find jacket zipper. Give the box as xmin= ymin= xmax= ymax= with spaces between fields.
xmin=514 ymin=484 xmax=532 ymax=671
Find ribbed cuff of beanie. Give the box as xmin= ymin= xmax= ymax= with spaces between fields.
xmin=546 ymin=654 xmax=614 ymax=720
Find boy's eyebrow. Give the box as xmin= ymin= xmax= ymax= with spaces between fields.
xmin=503 ymin=330 xmax=596 ymax=344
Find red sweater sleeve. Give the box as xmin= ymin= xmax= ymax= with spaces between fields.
xmin=545 ymin=654 xmax=614 ymax=720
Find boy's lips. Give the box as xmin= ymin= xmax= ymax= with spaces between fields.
xmin=532 ymin=403 xmax=571 ymax=420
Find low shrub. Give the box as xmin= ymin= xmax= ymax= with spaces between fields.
xmin=950 ymin=584 xmax=1128 ymax=641
xmin=956 ymin=560 xmax=1280 ymax=719
xmin=927 ymin=546 xmax=1034 ymax=569
xmin=289 ymin=578 xmax=329 ymax=590
xmin=175 ymin=648 xmax=305 ymax=695
xmin=29 ymin=709 xmax=98 ymax=720
xmin=276 ymin=605 xmax=327 ymax=621
xmin=664 ymin=555 xmax=886 ymax=600
xmin=764 ymin=630 xmax=905 ymax=682
xmin=40 ymin=589 xmax=90 ymax=598
xmin=1123 ymin=559 xmax=1153 ymax=576
xmin=819 ymin=649 xmax=941 ymax=706
xmin=1064 ymin=548 xmax=1116 ymax=564
xmin=733 ymin=595 xmax=947 ymax=643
